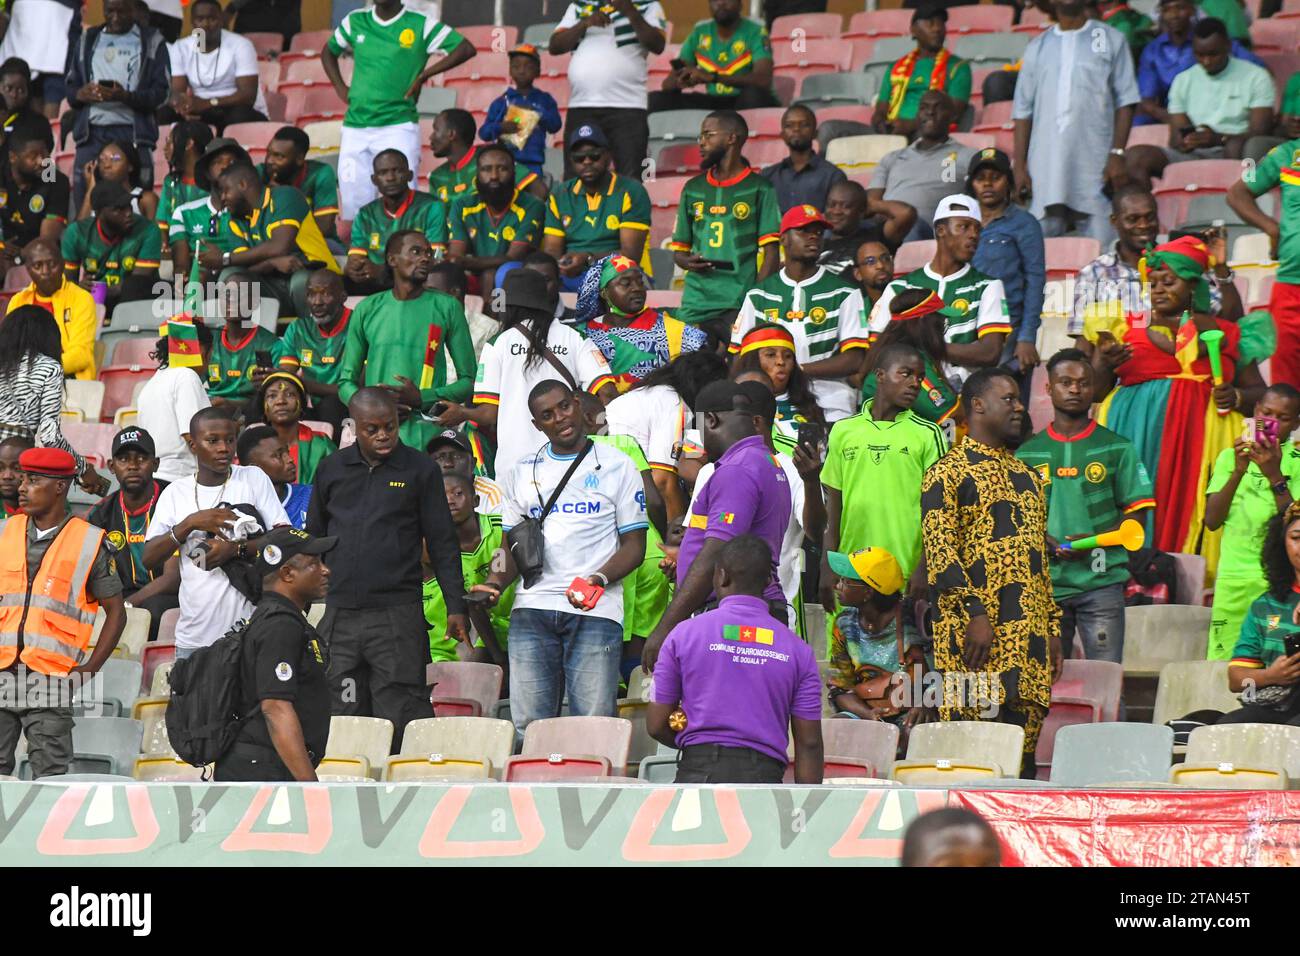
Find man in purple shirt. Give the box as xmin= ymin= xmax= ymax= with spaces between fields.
xmin=648 ymin=535 xmax=824 ymax=784
xmin=643 ymin=380 xmax=792 ymax=672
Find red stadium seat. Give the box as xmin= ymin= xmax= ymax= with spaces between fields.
xmin=1250 ymin=17 xmax=1299 ymax=50
xmin=814 ymin=104 xmax=873 ymax=125
xmin=848 ymin=37 xmax=878 ymax=70
xmin=263 ymin=90 xmax=287 ymax=122
xmin=740 ymin=106 xmax=787 ymax=140
xmin=98 ymin=365 xmax=154 ymax=421
xmin=646 ymin=175 xmax=687 ymax=244
xmin=656 ymin=142 xmax=702 ymax=175
xmin=1045 ymin=237 xmax=1101 ymax=281
xmin=282 ymin=56 xmax=330 ymax=85
xmin=521 ymin=716 xmax=632 ymax=771
xmin=947 ymin=4 xmax=1015 ymax=34
xmin=289 ymin=30 xmax=333 ymax=54
xmin=1034 ymin=659 xmax=1123 ymax=779
xmin=846 ymin=9 xmax=914 ymax=38
xmin=279 ymin=82 xmax=347 ymax=122
xmin=772 ymin=74 xmax=796 ymax=105
xmin=1127 ymin=124 xmax=1169 ymax=149
xmin=1152 ymin=159 xmax=1241 ymax=227
xmin=426 ymin=661 xmax=503 ymax=717
xmin=645 ymin=290 xmax=683 ymax=310
xmin=457 ymin=85 xmax=502 ymax=123
xmin=140 ymin=642 xmax=176 ymax=696
xmin=647 ymin=45 xmax=681 ymax=82
xmin=771 ymin=12 xmax=842 ymax=39
xmin=458 ymin=25 xmax=519 ymax=52
xmin=969 ymin=121 xmax=1014 ymax=154
xmin=105 ymin=337 xmax=156 ymax=368
xmin=894 ymin=240 xmax=936 ymax=275
xmin=539 ymin=51 xmax=569 ymax=79
xmin=743 ymin=138 xmax=790 ymax=166
xmin=503 ymin=754 xmax=611 ymax=781
xmin=439 ymin=53 xmax=510 ymax=88
xmin=431 ymin=697 xmax=482 ymax=717
xmin=777 ymin=67 xmax=834 ymax=100
xmin=156 ymin=608 xmax=179 ymax=645
xmin=243 ymin=32 xmax=285 ymax=60
xmin=3 ymin=265 xmax=30 ymax=292
xmin=772 ymin=39 xmax=853 ymax=73
xmin=258 ymin=60 xmax=280 ymax=93
xmin=975 ymin=99 xmax=1013 ymax=126
xmin=63 ymin=421 xmax=115 ymax=465
xmin=1013 ymin=6 xmax=1053 ymax=32
xmin=950 ymin=131 xmax=996 ymax=150
xmin=224 ymin=121 xmax=281 ymax=152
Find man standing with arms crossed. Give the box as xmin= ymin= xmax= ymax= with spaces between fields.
xmin=308 ymin=389 xmax=467 ymax=750
xmin=322 ymin=0 xmax=475 ymax=221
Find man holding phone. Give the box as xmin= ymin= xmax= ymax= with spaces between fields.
xmin=473 ymin=380 xmax=648 ymax=736
xmin=205 ymin=271 xmax=279 ymax=409
xmin=731 ymin=204 xmax=868 ymax=422
xmin=1204 ymin=385 xmax=1300 ymax=660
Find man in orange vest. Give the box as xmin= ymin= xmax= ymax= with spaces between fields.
xmin=0 ymin=449 xmax=126 ymax=778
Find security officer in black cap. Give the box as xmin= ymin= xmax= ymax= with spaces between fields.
xmin=215 ymin=526 xmax=335 ymax=782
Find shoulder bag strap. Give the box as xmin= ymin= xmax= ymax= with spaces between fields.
xmin=535 ymin=440 xmax=594 ymax=528
xmin=515 ymin=320 xmax=579 ymax=392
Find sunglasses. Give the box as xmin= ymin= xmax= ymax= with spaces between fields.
xmin=571 ymin=151 xmax=604 ymax=164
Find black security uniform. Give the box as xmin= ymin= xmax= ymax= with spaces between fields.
xmin=306 ymin=441 xmax=465 ymax=750
xmin=214 ymin=592 xmax=330 ymax=782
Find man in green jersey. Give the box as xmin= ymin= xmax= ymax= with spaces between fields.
xmin=169 ymin=137 xmax=246 ymax=280
xmin=868 ymin=194 xmax=1011 ymax=377
xmin=730 ymin=203 xmax=869 ymax=422
xmin=542 ymin=124 xmax=651 ymax=292
xmin=338 ymin=230 xmax=477 ymax=451
xmin=201 ymin=162 xmax=342 ymax=319
xmin=206 ymin=270 xmax=279 ymax=407
xmin=345 ymin=148 xmax=446 ymax=295
xmin=668 ymin=109 xmax=781 ymax=343
xmin=1016 ymin=349 xmax=1154 ymax=664
xmin=446 ymin=144 xmax=544 ymax=296
xmin=1229 ymin=138 xmax=1300 ymax=390
xmin=1204 ymin=384 xmax=1300 ymax=660
xmin=61 ymin=181 xmax=161 ymax=306
xmin=820 ymin=341 xmax=948 ymax=612
xmin=425 ymin=471 xmax=513 ymax=665
xmin=650 ymin=0 xmax=776 ymax=112
xmin=871 ymin=4 xmax=971 ymax=138
xmin=276 ymin=269 xmax=352 ymax=433
xmin=259 ymin=126 xmax=341 ymax=241
xmin=428 ymin=109 xmax=541 ymax=204
xmin=322 ymin=0 xmax=474 ymax=220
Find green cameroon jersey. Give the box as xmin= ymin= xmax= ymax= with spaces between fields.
xmin=156 ymin=175 xmax=205 ymax=236
xmin=1246 ymin=139 xmax=1300 ymax=285
xmin=257 ymin=160 xmax=341 ymax=221
xmin=426 ymin=513 xmax=515 ymax=662
xmin=875 ymin=50 xmax=972 ymax=121
xmin=337 ymin=289 xmax=477 ymax=448
xmin=668 ymin=167 xmax=781 ymax=326
xmin=1015 ymin=421 xmax=1155 ymax=599
xmin=327 ymin=6 xmax=465 ymax=129
xmin=544 ymin=173 xmax=651 ymax=254
xmin=208 ymin=324 xmax=279 ymax=400
xmin=1230 ymin=589 xmax=1300 ymax=669
xmin=274 ymin=306 xmax=353 ymax=387
xmin=1206 ymin=443 xmax=1300 ymax=580
xmin=428 ymin=145 xmax=537 ymax=205
xmin=820 ymin=400 xmax=948 ymax=578
xmin=731 ymin=267 xmax=870 ymax=361
xmin=348 ymin=189 xmax=447 ymax=264
xmin=679 ymin=17 xmax=772 ymax=97
xmin=60 ymin=216 xmax=162 ymax=287
xmin=448 ymin=191 xmax=544 ymax=257
xmin=169 ymin=196 xmax=235 ymax=253
xmin=870 ymin=263 xmax=1012 ymax=345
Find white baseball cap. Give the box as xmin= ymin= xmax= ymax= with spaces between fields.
xmin=933 ymin=194 xmax=981 ymax=225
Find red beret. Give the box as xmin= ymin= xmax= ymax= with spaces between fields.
xmin=19 ymin=448 xmax=78 ymax=478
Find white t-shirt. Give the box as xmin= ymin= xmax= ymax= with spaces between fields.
xmin=146 ymin=465 xmax=291 ymax=649
xmin=474 ymin=474 xmax=503 ymax=516
xmin=691 ymin=451 xmax=806 ymax=607
xmin=500 ymin=442 xmax=648 ymax=624
xmin=135 ymin=366 xmax=212 ymax=483
xmin=170 ymin=31 xmax=268 ymax=116
xmin=604 ymin=384 xmax=690 ymax=474
xmin=555 ymin=0 xmax=666 ymax=110
xmin=474 ymin=321 xmax=613 ymax=477
xmin=0 ymin=1 xmax=76 ymax=75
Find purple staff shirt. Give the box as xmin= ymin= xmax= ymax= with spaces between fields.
xmin=652 ymin=594 xmax=822 ymax=763
xmin=676 ymin=434 xmax=791 ymax=603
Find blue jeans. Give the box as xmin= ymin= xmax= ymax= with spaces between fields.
xmin=1057 ymin=582 xmax=1126 ymax=664
xmin=174 ymin=646 xmax=196 ymax=662
xmin=507 ymin=608 xmax=623 ymax=736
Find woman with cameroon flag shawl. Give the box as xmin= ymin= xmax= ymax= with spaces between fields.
xmin=1087 ymin=235 xmax=1270 ymax=575
xmin=252 ymin=371 xmax=337 ymax=485
xmin=569 ymin=254 xmax=707 ymax=392
xmin=731 ymin=322 xmax=826 ymax=431
xmin=861 ymin=287 xmax=962 ymax=443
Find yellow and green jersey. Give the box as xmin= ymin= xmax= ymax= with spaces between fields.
xmin=544 ymin=173 xmax=650 ymax=254
xmin=220 ymin=185 xmax=342 ymax=273
xmin=1246 ymin=139 xmax=1300 ymax=284
xmin=257 ymin=160 xmax=340 ymax=222
xmin=679 ymin=17 xmax=772 ymax=97
xmin=156 ymin=175 xmax=205 ymax=235
xmin=60 ymin=216 xmax=162 ymax=287
xmin=274 ymin=306 xmax=353 ymax=388
xmin=448 ymin=190 xmax=544 ymax=258
xmin=348 ymin=189 xmax=447 ymax=264
xmin=327 ymin=6 xmax=465 ymax=129
xmin=668 ymin=166 xmax=780 ymax=325
xmin=208 ymin=324 xmax=279 ymax=401
xmin=428 ymin=144 xmax=537 ymax=205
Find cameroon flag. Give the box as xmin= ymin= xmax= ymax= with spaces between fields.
xmin=723 ymin=624 xmax=774 ymax=645
xmin=159 ymin=242 xmax=204 ymax=368
xmin=420 ymin=324 xmax=444 ymax=390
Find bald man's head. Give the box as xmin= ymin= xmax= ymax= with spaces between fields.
xmin=23 ymin=237 xmax=63 ymax=296
xmin=349 ymin=388 xmax=400 ymax=463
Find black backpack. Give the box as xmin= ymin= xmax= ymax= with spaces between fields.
xmin=165 ymin=617 xmax=260 ymax=768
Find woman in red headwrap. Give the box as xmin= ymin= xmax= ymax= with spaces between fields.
xmin=1089 ymin=235 xmax=1269 ymax=572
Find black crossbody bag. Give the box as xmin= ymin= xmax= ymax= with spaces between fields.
xmin=506 ymin=440 xmax=593 ymax=588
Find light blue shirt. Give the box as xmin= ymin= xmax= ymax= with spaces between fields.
xmin=88 ymin=26 xmax=142 ymax=127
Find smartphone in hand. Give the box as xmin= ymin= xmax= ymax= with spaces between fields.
xmin=255 ymin=349 xmax=274 ymax=369
xmin=568 ymin=576 xmax=604 ymax=610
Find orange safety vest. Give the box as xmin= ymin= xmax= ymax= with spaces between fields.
xmin=0 ymin=515 xmax=104 ymax=676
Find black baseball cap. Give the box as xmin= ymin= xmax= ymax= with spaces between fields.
xmin=112 ymin=427 xmax=155 ymax=458
xmin=912 ymin=3 xmax=949 ymax=22
xmin=568 ymin=123 xmax=609 ymax=151
xmin=91 ymin=180 xmax=132 ymax=213
xmin=256 ymin=526 xmax=337 ymax=577
xmin=429 ymin=429 xmax=471 ymax=454
xmin=694 ymin=380 xmax=762 ymax=415
xmin=967 ymin=146 xmax=1013 ymax=183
